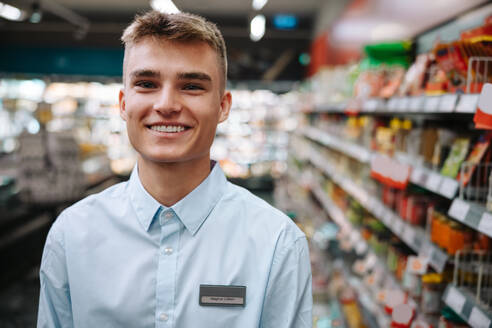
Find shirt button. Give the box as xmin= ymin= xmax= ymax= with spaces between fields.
xmin=164 ymin=247 xmax=173 ymax=255
xmin=159 ymin=313 xmax=168 ymax=321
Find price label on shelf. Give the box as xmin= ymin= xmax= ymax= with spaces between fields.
xmin=419 ymin=241 xmax=433 ymax=259
xmin=401 ymin=97 xmax=410 ymax=111
xmin=413 ymin=232 xmax=424 ymax=249
xmin=439 ymin=177 xmax=459 ymax=199
xmin=393 ymin=219 xmax=404 ymax=235
xmin=446 ymin=286 xmax=466 ymax=315
xmin=365 ymin=253 xmax=377 ymax=270
xmin=394 ymin=98 xmax=404 ymax=111
xmin=439 ymin=94 xmax=458 ymax=112
xmin=456 ymin=94 xmax=479 ymax=113
xmin=387 ymin=98 xmax=398 ymax=111
xmin=478 ymin=212 xmax=492 ymax=238
xmin=409 ymin=96 xmax=424 ymax=112
xmin=350 ymin=230 xmax=360 ymax=244
xmin=375 ymin=203 xmax=386 ymax=219
xmin=355 ymin=240 xmax=368 ymax=255
xmin=430 ymin=247 xmax=448 ymax=273
xmin=363 ymin=99 xmax=378 ymax=112
xmin=402 ymin=227 xmax=416 ymax=249
xmin=424 ymin=96 xmax=441 ymax=112
xmin=426 ymin=173 xmax=442 ymax=192
xmin=469 ymin=307 xmax=491 ymax=328
xmin=448 ymin=199 xmax=470 ymax=222
xmin=410 ymin=167 xmax=424 ymax=183
xmin=383 ymin=209 xmax=393 ymax=225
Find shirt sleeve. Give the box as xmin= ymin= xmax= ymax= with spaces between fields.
xmin=260 ymin=235 xmax=313 ymax=328
xmin=37 ymin=218 xmax=74 ymax=328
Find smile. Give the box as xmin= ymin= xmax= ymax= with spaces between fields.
xmin=148 ymin=125 xmax=189 ymax=133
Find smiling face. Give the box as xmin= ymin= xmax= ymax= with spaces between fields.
xmin=119 ymin=37 xmax=231 ymax=165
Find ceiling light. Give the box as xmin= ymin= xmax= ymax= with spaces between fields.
xmin=250 ymin=14 xmax=266 ymax=42
xmin=0 ymin=2 xmax=26 ymax=21
xmin=29 ymin=2 xmax=42 ymax=23
xmin=150 ymin=0 xmax=180 ymax=14
xmin=252 ymin=0 xmax=268 ymax=11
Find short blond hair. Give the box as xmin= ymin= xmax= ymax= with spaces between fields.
xmin=121 ymin=11 xmax=227 ymax=87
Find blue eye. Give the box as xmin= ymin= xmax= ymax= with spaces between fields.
xmin=183 ymin=84 xmax=204 ymax=91
xmin=135 ymin=81 xmax=156 ymax=88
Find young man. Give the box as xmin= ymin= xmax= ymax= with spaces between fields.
xmin=38 ymin=11 xmax=312 ymax=328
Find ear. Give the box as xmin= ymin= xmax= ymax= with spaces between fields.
xmin=218 ymin=91 xmax=232 ymax=123
xmin=119 ymin=88 xmax=128 ymax=121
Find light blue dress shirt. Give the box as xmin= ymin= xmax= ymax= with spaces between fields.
xmin=37 ymin=162 xmax=312 ymax=328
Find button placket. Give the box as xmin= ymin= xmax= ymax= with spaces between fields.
xmin=155 ymin=211 xmax=180 ymax=327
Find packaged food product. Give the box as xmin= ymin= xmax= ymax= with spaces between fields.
xmin=339 ymin=288 xmax=364 ymax=328
xmin=440 ymin=138 xmax=470 ymax=178
xmin=399 ymin=54 xmax=430 ymax=96
xmin=421 ymin=273 xmax=444 ymax=315
xmin=457 ymin=134 xmax=491 ymax=186
xmin=391 ymin=303 xmax=415 ymax=328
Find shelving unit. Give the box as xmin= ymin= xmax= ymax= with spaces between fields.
xmin=300 ymin=124 xmax=492 ymax=244
xmin=308 ymin=94 xmax=479 ymax=115
xmin=443 ymin=285 xmax=492 ymax=328
xmin=296 ymin=139 xmax=449 ymax=273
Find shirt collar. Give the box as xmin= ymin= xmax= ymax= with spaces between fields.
xmin=128 ymin=161 xmax=227 ymax=235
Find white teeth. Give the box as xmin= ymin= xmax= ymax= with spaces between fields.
xmin=150 ymin=125 xmax=186 ymax=133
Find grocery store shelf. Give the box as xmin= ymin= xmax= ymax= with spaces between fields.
xmin=410 ymin=166 xmax=459 ymax=199
xmin=300 ymin=127 xmax=459 ymax=199
xmin=448 ymin=198 xmax=492 ymax=238
xmin=309 ymin=94 xmax=479 ymax=115
xmin=309 ymin=178 xmax=412 ymax=308
xmin=300 ymin=126 xmax=372 ymax=163
xmin=304 ymin=144 xmax=448 ymax=273
xmin=442 ymin=285 xmax=492 ymax=328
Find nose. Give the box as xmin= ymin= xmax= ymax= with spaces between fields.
xmin=153 ymin=85 xmax=182 ymax=115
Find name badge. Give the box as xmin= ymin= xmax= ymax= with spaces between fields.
xmin=199 ymin=285 xmax=246 ymax=307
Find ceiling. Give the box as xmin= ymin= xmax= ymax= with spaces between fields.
xmin=2 ymin=0 xmax=488 ymax=83
xmin=1 ymin=0 xmax=327 ymax=82
xmin=53 ymin=0 xmax=322 ymax=16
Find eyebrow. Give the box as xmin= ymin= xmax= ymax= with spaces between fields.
xmin=130 ymin=69 xmax=160 ymax=80
xmin=177 ymin=72 xmax=212 ymax=82
xmin=129 ymin=70 xmax=212 ymax=82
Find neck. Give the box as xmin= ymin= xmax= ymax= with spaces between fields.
xmin=137 ymin=155 xmax=212 ymax=207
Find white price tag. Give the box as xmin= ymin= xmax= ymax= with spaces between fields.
xmin=393 ymin=219 xmax=404 ymax=235
xmin=401 ymin=97 xmax=410 ymax=111
xmin=424 ymin=96 xmax=441 ymax=112
xmin=439 ymin=177 xmax=459 ymax=199
xmin=365 ymin=99 xmax=378 ymax=112
xmin=448 ymin=199 xmax=470 ymax=222
xmin=479 ymin=212 xmax=492 ymax=238
xmin=419 ymin=241 xmax=433 ymax=259
xmin=446 ymin=286 xmax=466 ymax=314
xmin=409 ymin=96 xmax=424 ymax=112
xmin=356 ymin=240 xmax=368 ymax=255
xmin=439 ymin=94 xmax=458 ymax=112
xmin=387 ymin=98 xmax=398 ymax=111
xmin=350 ymin=230 xmax=360 ymax=244
xmin=395 ymin=98 xmax=404 ymax=111
xmin=456 ymin=94 xmax=479 ymax=113
xmin=430 ymin=247 xmax=448 ymax=273
xmin=383 ymin=209 xmax=393 ymax=225
xmin=470 ymin=307 xmax=491 ymax=328
xmin=365 ymin=253 xmax=377 ymax=270
xmin=403 ymin=227 xmax=416 ymax=247
xmin=410 ymin=167 xmax=424 ymax=183
xmin=427 ymin=173 xmax=442 ymax=192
